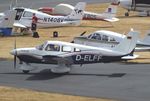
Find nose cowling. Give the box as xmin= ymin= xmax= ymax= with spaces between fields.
xmin=10 ymin=49 xmax=17 ymax=55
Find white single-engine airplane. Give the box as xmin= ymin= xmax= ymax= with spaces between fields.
xmin=118 ymin=0 xmax=150 ymax=16
xmin=74 ymin=29 xmax=150 ymax=52
xmin=38 ymin=3 xmax=119 ymax=22
xmin=13 ymin=2 xmax=86 ymax=28
xmin=0 ymin=10 xmax=16 ymax=36
xmin=10 ymin=30 xmax=139 ymax=73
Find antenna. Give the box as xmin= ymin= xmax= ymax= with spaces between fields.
xmin=15 ymin=0 xmax=18 ymax=7
xmin=9 ymin=0 xmax=18 ymax=9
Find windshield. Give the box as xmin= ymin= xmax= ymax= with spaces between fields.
xmin=45 ymin=44 xmax=60 ymax=51
xmin=36 ymin=42 xmax=47 ymax=50
xmin=36 ymin=44 xmax=44 ymax=50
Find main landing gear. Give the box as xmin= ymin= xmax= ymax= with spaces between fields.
xmin=125 ymin=12 xmax=129 ymax=16
xmin=19 ymin=63 xmax=36 ymax=74
xmin=125 ymin=10 xmax=130 ymax=16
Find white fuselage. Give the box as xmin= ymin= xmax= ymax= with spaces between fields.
xmin=14 ymin=7 xmax=80 ymax=28
xmin=120 ymin=0 xmax=150 ymax=12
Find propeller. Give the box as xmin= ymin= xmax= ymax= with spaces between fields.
xmin=14 ymin=37 xmax=17 ymax=69
xmin=80 ymin=31 xmax=86 ymax=36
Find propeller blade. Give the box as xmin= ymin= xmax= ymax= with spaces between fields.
xmin=14 ymin=55 xmax=16 ymax=69
xmin=80 ymin=31 xmax=86 ymax=36
xmin=14 ymin=37 xmax=17 ymax=69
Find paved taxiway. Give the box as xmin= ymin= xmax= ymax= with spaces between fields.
xmin=0 ymin=60 xmax=150 ymax=101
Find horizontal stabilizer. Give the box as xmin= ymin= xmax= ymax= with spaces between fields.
xmin=104 ymin=17 xmax=119 ymax=22
xmin=121 ymin=54 xmax=139 ymax=60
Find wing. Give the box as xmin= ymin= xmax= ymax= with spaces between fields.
xmin=135 ymin=47 xmax=150 ymax=52
xmin=14 ymin=22 xmax=27 ymax=28
xmin=43 ymin=55 xmax=74 ymax=66
xmin=43 ymin=55 xmax=74 ymax=73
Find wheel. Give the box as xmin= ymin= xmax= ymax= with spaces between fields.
xmin=125 ymin=12 xmax=129 ymax=16
xmin=22 ymin=70 xmax=30 ymax=74
xmin=147 ymin=12 xmax=150 ymax=16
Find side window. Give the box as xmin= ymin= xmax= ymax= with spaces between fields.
xmin=23 ymin=11 xmax=33 ymax=17
xmin=74 ymin=48 xmax=81 ymax=52
xmin=95 ymin=33 xmax=101 ymax=40
xmin=109 ymin=37 xmax=116 ymax=42
xmin=45 ymin=44 xmax=60 ymax=51
xmin=102 ymin=35 xmax=108 ymax=41
xmin=62 ymin=46 xmax=72 ymax=52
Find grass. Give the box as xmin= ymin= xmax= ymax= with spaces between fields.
xmin=0 ymin=86 xmax=115 ymax=101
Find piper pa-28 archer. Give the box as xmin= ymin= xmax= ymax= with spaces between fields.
xmin=10 ymin=30 xmax=139 ymax=73
xmin=38 ymin=3 xmax=119 ymax=22
xmin=74 ymin=29 xmax=150 ymax=52
xmin=13 ymin=2 xmax=86 ymax=29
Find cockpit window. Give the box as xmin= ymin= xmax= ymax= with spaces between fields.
xmin=91 ymin=33 xmax=101 ymax=40
xmin=87 ymin=34 xmax=92 ymax=39
xmin=14 ymin=8 xmax=24 ymax=20
xmin=102 ymin=35 xmax=108 ymax=41
xmin=23 ymin=11 xmax=33 ymax=17
xmin=45 ymin=44 xmax=60 ymax=51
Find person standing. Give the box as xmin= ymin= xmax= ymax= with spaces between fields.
xmin=31 ymin=13 xmax=39 ymax=38
xmin=31 ymin=13 xmax=38 ymax=33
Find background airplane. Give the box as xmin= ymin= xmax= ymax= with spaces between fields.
xmin=38 ymin=3 xmax=119 ymax=22
xmin=0 ymin=10 xmax=16 ymax=36
xmin=13 ymin=2 xmax=86 ymax=29
xmin=118 ymin=0 xmax=150 ymax=16
xmin=10 ymin=30 xmax=139 ymax=73
xmin=73 ymin=29 xmax=150 ymax=52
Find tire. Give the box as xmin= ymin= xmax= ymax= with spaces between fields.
xmin=22 ymin=70 xmax=30 ymax=74
xmin=125 ymin=12 xmax=129 ymax=16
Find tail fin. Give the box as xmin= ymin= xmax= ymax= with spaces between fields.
xmin=113 ymin=29 xmax=139 ymax=54
xmin=0 ymin=10 xmax=16 ymax=36
xmin=102 ymin=3 xmax=119 ymax=22
xmin=66 ymin=2 xmax=86 ymax=25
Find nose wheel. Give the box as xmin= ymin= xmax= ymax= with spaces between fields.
xmin=20 ymin=63 xmax=36 ymax=74
xmin=22 ymin=70 xmax=30 ymax=74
